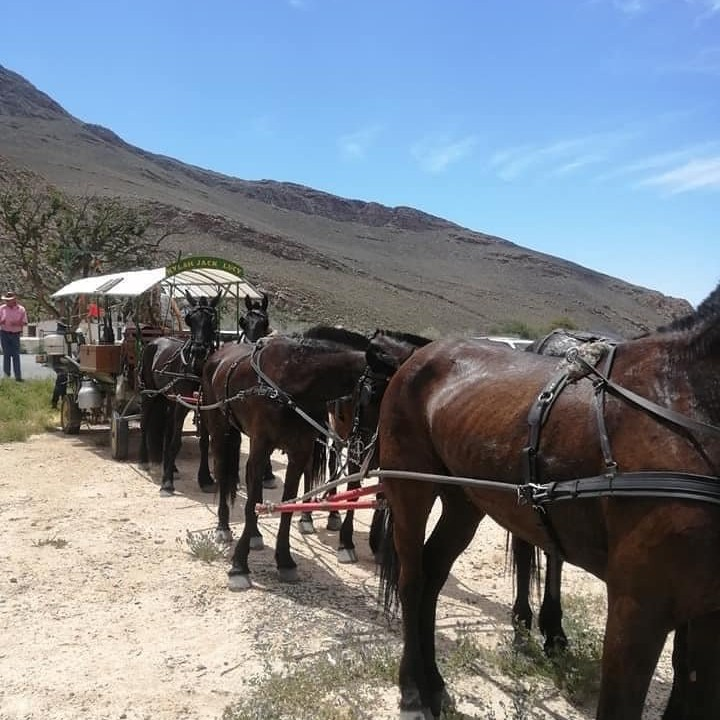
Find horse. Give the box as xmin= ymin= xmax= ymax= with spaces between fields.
xmin=201 ymin=325 xmax=370 ymax=590
xmin=376 ymin=282 xmax=720 ymax=720
xmin=325 ymin=329 xmax=433 ymax=563
xmin=238 ymin=292 xmax=270 ymax=344
xmin=138 ymin=292 xmax=221 ymax=495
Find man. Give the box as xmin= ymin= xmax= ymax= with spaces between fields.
xmin=0 ymin=291 xmax=29 ymax=381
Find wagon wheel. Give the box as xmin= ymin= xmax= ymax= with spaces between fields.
xmin=110 ymin=411 xmax=129 ymax=461
xmin=60 ymin=396 xmax=82 ymax=435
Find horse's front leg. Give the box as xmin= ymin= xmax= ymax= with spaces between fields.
xmin=420 ymin=486 xmax=482 ymax=718
xmin=275 ymin=450 xmax=310 ymax=582
xmin=337 ymin=470 xmax=361 ymax=563
xmin=663 ymin=613 xmax=720 ymax=720
xmin=227 ymin=444 xmax=265 ymax=591
xmin=596 ymin=589 xmax=668 ymax=719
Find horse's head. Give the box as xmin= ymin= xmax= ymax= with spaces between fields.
xmin=239 ymin=292 xmax=270 ymax=343
xmin=183 ymin=291 xmax=222 ymax=374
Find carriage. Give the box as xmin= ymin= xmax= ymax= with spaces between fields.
xmin=46 ymin=256 xmax=263 ymax=460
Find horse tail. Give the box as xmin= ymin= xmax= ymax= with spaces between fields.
xmin=508 ymin=532 xmax=541 ymax=599
xmin=378 ymin=505 xmax=400 ymax=616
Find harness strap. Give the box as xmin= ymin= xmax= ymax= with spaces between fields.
xmin=593 ymin=344 xmax=617 ymax=474
xmin=522 ymin=371 xmax=571 ymax=558
xmin=568 ymin=349 xmax=720 ymax=439
xmin=522 ymin=470 xmax=720 ymax=508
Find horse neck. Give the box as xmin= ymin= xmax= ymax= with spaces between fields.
xmin=291 ymin=349 xmax=367 ymax=402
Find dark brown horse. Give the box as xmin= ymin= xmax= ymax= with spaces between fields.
xmin=326 ymin=329 xmax=433 ymax=563
xmin=138 ymin=292 xmax=221 ymax=494
xmin=201 ymin=326 xmax=370 ymax=590
xmin=238 ymin=292 xmax=270 ymax=344
xmin=377 ymin=283 xmax=720 ymax=720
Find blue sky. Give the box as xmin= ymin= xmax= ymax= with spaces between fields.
xmin=1 ymin=0 xmax=718 ymax=306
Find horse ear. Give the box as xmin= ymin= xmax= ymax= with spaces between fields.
xmin=244 ymin=294 xmax=253 ymax=311
xmin=211 ymin=291 xmax=222 ymax=308
xmin=185 ymin=291 xmax=196 ymax=307
xmin=261 ymin=292 xmax=268 ymax=311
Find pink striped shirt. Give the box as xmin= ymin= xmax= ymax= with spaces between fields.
xmin=0 ymin=303 xmax=28 ymax=333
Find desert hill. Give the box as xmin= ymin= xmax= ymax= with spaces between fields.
xmin=0 ymin=63 xmax=692 ymax=335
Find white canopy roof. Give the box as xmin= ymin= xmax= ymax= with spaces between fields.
xmin=52 ymin=256 xmax=262 ymax=300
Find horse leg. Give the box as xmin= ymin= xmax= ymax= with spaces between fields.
xmin=214 ymin=427 xmax=239 ymax=543
xmin=262 ymin=455 xmax=277 ymax=489
xmin=276 ymin=449 xmax=313 ymax=582
xmin=326 ymin=440 xmax=343 ymax=532
xmin=369 ymin=505 xmax=386 ymax=564
xmin=538 ymin=551 xmax=568 ymax=655
xmin=381 ymin=479 xmax=439 ymax=719
xmin=511 ymin=535 xmax=535 ymax=644
xmin=663 ymin=613 xmax=720 ymax=720
xmin=298 ymin=453 xmax=316 ymax=535
xmin=227 ymin=442 xmax=265 ymax=591
xmin=336 ymin=462 xmax=361 ymax=563
xmin=596 ymin=590 xmax=668 ymax=719
xmin=196 ymin=411 xmax=215 ymax=491
xmin=160 ymin=406 xmax=186 ymax=496
xmin=420 ymin=487 xmax=482 ymax=718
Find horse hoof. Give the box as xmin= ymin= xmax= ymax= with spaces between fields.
xmin=159 ymin=486 xmax=174 ymax=497
xmin=227 ymin=573 xmax=252 ymax=591
xmin=326 ymin=514 xmax=342 ymax=532
xmin=278 ymin=567 xmax=299 ymax=583
xmin=399 ymin=710 xmax=432 ymax=720
xmin=298 ymin=519 xmax=315 ymax=535
xmin=199 ymin=482 xmax=216 ymax=494
xmin=139 ymin=462 xmax=150 ymax=471
xmin=262 ymin=476 xmax=278 ymax=489
xmin=337 ymin=547 xmax=358 ymax=564
xmin=215 ymin=529 xmax=232 ymax=544
xmin=249 ymin=536 xmax=265 ymax=550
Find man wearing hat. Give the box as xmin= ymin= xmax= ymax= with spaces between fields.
xmin=0 ymin=291 xmax=29 ymax=381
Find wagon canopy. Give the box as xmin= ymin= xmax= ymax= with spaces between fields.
xmin=51 ymin=256 xmax=263 ymax=300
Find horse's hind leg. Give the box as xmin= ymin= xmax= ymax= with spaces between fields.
xmin=160 ymin=407 xmax=186 ymax=496
xmin=196 ymin=412 xmax=215 ymax=491
xmin=511 ymin=535 xmax=535 ymax=642
xmin=538 ymin=552 xmax=567 ymax=655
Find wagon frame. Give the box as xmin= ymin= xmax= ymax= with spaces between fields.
xmin=49 ymin=255 xmax=263 ymax=460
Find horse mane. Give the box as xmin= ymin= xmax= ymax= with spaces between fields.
xmin=659 ymin=281 xmax=720 ymax=333
xmin=301 ymin=325 xmax=370 ymax=351
xmin=373 ymin=329 xmax=433 ymax=347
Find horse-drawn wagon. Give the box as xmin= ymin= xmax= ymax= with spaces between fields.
xmin=46 ymin=255 xmax=263 ymax=460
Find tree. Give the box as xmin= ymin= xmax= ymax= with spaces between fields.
xmin=0 ymin=179 xmax=175 ymax=319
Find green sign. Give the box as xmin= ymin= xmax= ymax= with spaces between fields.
xmin=166 ymin=256 xmax=245 ymax=279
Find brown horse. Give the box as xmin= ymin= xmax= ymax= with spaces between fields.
xmin=138 ymin=292 xmax=221 ymax=494
xmin=201 ymin=325 xmax=370 ymax=590
xmin=377 ymin=283 xmax=720 ymax=720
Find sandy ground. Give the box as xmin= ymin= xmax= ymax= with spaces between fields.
xmin=0 ymin=427 xmax=674 ymax=720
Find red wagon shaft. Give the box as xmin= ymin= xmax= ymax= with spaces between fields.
xmin=255 ymin=482 xmax=383 ymax=516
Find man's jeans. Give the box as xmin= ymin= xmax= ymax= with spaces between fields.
xmin=0 ymin=330 xmax=22 ymax=380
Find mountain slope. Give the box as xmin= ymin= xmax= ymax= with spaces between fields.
xmin=0 ymin=64 xmax=692 ymax=335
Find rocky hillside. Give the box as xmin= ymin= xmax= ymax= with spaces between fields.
xmin=0 ymin=63 xmax=692 ymax=336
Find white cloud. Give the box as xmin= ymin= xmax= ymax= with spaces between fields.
xmin=639 ymin=155 xmax=720 ymax=193
xmin=490 ymin=132 xmax=631 ymax=181
xmin=411 ymin=134 xmax=479 ymax=173
xmin=597 ymin=142 xmax=720 ymax=179
xmin=338 ymin=125 xmax=382 ymax=160
xmin=613 ymin=0 xmax=649 ymax=14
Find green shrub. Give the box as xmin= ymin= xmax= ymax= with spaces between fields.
xmin=0 ymin=378 xmax=56 ymax=443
